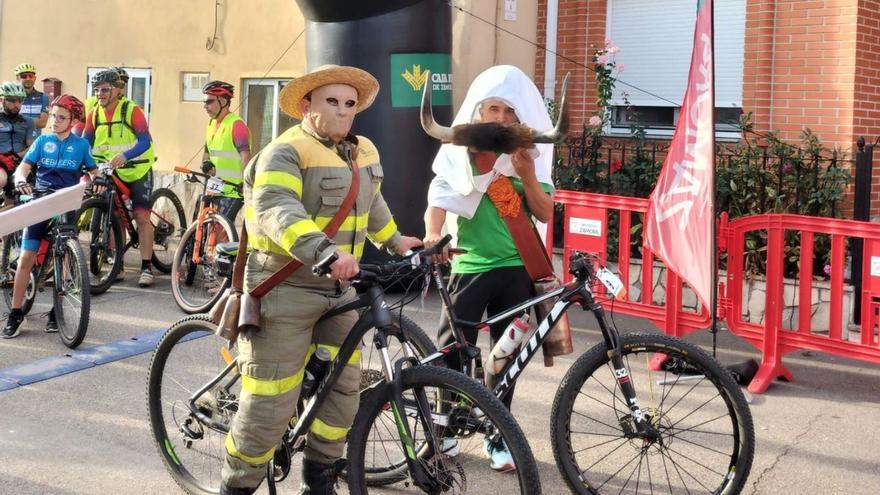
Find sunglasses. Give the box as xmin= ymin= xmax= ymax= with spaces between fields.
xmin=18 ymin=73 xmax=36 ymax=80
xmin=94 ymin=87 xmax=113 ymax=94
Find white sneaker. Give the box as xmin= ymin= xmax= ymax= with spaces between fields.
xmin=484 ymin=437 xmax=516 ymax=472
xmin=439 ymin=437 xmax=459 ymax=457
xmin=138 ymin=269 xmax=155 ymax=287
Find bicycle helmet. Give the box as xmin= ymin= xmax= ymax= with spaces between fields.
xmin=203 ymin=80 xmax=234 ymax=98
xmin=91 ymin=69 xmax=123 ymax=88
xmin=14 ymin=63 xmax=36 ymax=76
xmin=51 ymin=94 xmax=86 ymax=122
xmin=110 ymin=66 xmax=130 ymax=85
xmin=0 ymin=81 xmax=27 ymax=98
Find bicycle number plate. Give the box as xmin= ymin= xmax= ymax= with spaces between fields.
xmin=596 ymin=267 xmax=626 ymax=299
xmin=206 ymin=177 xmax=224 ymax=196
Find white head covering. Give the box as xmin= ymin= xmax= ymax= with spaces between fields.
xmin=428 ymin=65 xmax=555 ymax=219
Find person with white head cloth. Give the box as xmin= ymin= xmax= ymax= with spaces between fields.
xmin=421 ymin=64 xmax=561 ymax=472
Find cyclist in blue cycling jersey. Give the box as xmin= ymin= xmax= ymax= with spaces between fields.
xmin=3 ymin=95 xmax=99 ymax=338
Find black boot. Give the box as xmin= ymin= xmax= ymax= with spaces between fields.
xmin=219 ymin=483 xmax=258 ymax=495
xmin=299 ymin=458 xmax=347 ymax=495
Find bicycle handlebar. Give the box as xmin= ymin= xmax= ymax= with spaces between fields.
xmin=311 ymin=234 xmax=456 ymax=280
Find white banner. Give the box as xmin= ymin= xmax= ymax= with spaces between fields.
xmin=0 ymin=182 xmax=88 ymax=237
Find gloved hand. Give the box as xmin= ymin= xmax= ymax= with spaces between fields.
xmin=201 ymin=160 xmax=216 ymax=176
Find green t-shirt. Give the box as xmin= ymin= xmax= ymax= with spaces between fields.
xmin=452 ymin=174 xmax=552 ymax=274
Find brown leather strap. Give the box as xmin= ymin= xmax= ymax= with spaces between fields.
xmin=249 ymin=150 xmax=361 ymax=297
xmin=474 ymin=151 xmax=553 ymax=281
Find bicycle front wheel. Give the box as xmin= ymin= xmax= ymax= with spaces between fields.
xmin=170 ymin=214 xmax=236 ymax=314
xmin=147 ymin=314 xmax=237 ymax=495
xmin=54 ymin=237 xmax=90 ymax=348
xmin=76 ymin=197 xmax=124 ymax=294
xmin=150 ymin=187 xmax=187 ymax=274
xmin=347 ymin=365 xmax=541 ymax=494
xmin=550 ymin=333 xmax=755 ymax=495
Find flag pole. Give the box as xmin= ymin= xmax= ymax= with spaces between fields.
xmin=709 ymin=0 xmax=719 ymax=357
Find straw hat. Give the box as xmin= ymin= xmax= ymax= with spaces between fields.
xmin=280 ymin=64 xmax=380 ymax=119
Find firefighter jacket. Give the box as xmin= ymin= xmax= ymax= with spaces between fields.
xmin=242 ymin=124 xmax=401 ymax=290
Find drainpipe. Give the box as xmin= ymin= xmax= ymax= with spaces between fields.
xmin=543 ymin=0 xmax=559 ymax=99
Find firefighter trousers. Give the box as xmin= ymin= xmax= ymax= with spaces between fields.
xmin=221 ymin=279 xmax=361 ymax=488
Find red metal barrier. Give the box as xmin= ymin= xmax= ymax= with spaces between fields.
xmin=723 ymin=213 xmax=880 ymax=393
xmin=555 ymin=190 xmax=880 ymax=393
xmin=554 ymin=190 xmax=710 ymax=338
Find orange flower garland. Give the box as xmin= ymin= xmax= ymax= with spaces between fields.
xmin=487 ymin=176 xmax=522 ymax=218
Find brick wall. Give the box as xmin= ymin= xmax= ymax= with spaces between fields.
xmin=536 ymin=0 xmax=880 ymax=216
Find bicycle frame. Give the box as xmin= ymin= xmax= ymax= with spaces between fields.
xmin=422 ymin=256 xmax=660 ymax=440
xmin=183 ymin=282 xmax=439 ymax=490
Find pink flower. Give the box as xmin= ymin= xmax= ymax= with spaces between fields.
xmin=823 ymin=264 xmax=832 ymax=276
xmin=589 ymin=115 xmax=602 ymax=127
xmin=608 ymin=45 xmax=620 ymax=55
xmin=596 ymin=54 xmax=609 ymax=65
xmin=616 ymin=63 xmax=625 ymax=73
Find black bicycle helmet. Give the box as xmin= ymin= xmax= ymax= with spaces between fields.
xmin=110 ymin=66 xmax=130 ymax=85
xmin=91 ymin=69 xmax=123 ymax=88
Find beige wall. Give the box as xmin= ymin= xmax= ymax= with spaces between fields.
xmin=451 ymin=0 xmax=539 ymax=109
xmin=0 ymin=0 xmax=306 ymax=172
xmin=0 ymin=0 xmax=539 ymax=168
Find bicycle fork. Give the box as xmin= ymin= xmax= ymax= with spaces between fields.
xmin=581 ymin=287 xmax=661 ymax=443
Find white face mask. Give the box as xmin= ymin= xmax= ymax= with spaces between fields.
xmin=303 ymin=84 xmax=359 ymax=143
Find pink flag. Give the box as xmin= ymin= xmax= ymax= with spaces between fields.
xmin=645 ymin=0 xmax=715 ymax=309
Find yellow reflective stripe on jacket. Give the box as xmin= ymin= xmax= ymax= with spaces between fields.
xmin=254 ymin=171 xmax=303 ymax=197
xmin=241 ymin=367 xmax=306 ymax=396
xmin=314 ymin=211 xmax=370 ymax=232
xmin=332 ymin=242 xmax=364 ymax=258
xmin=369 ymin=218 xmax=398 ymax=243
xmin=309 ymin=417 xmax=349 ymax=441
xmin=225 ymin=434 xmax=276 ymax=464
xmin=248 ymin=234 xmax=289 ymax=256
xmin=279 ymin=219 xmax=321 ymax=252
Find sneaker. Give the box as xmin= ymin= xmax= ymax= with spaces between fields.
xmin=138 ymin=268 xmax=155 ymax=287
xmin=483 ymin=437 xmax=516 ymax=472
xmin=45 ymin=308 xmax=58 ymax=333
xmin=438 ymin=437 xmax=459 ymax=457
xmin=3 ymin=311 xmax=24 ymax=339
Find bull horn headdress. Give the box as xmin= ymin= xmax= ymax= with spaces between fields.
xmin=420 ymin=71 xmax=570 ymax=151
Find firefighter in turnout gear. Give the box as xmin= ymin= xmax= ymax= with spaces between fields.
xmin=220 ymin=65 xmax=422 ymax=495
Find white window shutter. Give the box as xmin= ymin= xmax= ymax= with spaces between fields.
xmin=607 ymin=0 xmax=745 ymax=108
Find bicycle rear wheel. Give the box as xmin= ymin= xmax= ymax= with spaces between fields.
xmin=347 ymin=365 xmax=541 ymax=494
xmin=76 ymin=198 xmax=124 ymax=294
xmin=54 ymin=237 xmax=90 ymax=349
xmin=1 ymin=231 xmax=36 ymax=315
xmin=147 ymin=314 xmax=236 ymax=495
xmin=150 ymin=187 xmax=186 ymax=274
xmin=170 ymin=214 xmax=236 ymax=314
xmin=550 ymin=333 xmax=755 ymax=495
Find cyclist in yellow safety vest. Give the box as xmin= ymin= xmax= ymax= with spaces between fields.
xmin=81 ymin=66 xmax=129 ymax=135
xmin=201 ymin=80 xmax=251 ymax=223
xmin=83 ymin=68 xmax=157 ymax=287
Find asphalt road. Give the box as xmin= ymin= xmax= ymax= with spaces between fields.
xmin=1 ymin=262 xmax=879 ymax=494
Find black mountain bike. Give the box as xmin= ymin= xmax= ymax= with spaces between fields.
xmin=361 ymin=246 xmax=756 ymax=494
xmin=146 ymin=238 xmax=540 ymax=494
xmin=76 ymin=162 xmax=186 ymax=294
xmin=1 ymin=190 xmax=90 ymax=348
